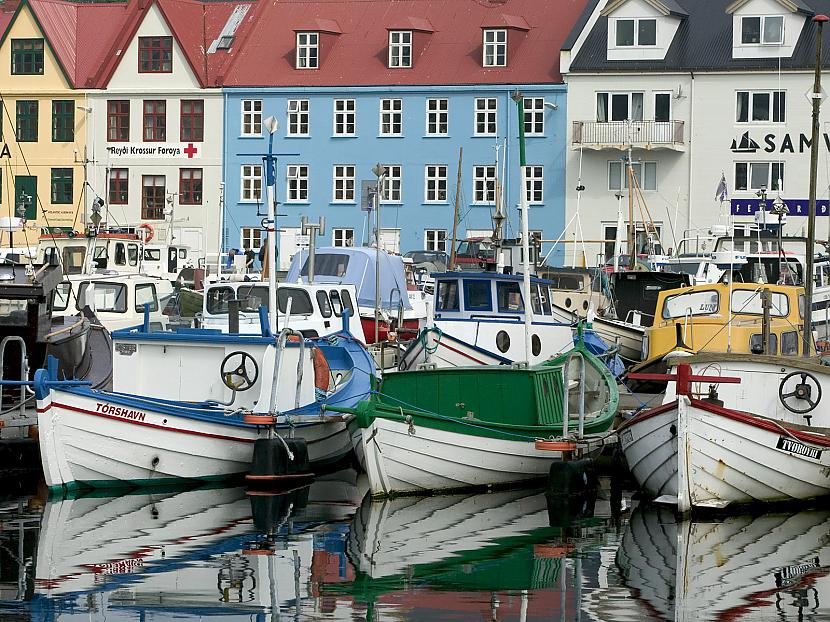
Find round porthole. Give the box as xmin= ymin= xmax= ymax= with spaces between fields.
xmin=565 ymin=297 xmax=572 ymax=308
xmin=496 ymin=330 xmax=510 ymax=353
xmin=532 ymin=334 xmax=541 ymax=357
xmin=583 ymin=300 xmax=589 ymax=311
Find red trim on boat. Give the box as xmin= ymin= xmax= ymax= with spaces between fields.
xmin=616 ymin=400 xmax=678 ymax=431
xmin=42 ymin=402 xmax=256 ymax=444
xmin=438 ymin=339 xmax=489 ymax=365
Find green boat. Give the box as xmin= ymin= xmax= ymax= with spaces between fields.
xmin=335 ymin=338 xmax=618 ymax=497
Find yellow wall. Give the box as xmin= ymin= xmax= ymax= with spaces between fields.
xmin=0 ymin=4 xmax=87 ymax=242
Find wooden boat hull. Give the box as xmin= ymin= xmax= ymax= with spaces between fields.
xmin=619 ymin=396 xmax=830 ymax=511
xmin=589 ymin=316 xmax=645 ymax=362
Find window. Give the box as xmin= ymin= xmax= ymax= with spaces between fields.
xmin=742 ymin=15 xmax=784 ymax=45
xmin=380 ymin=99 xmax=402 ymax=135
xmin=143 ymin=100 xmax=166 ymax=142
xmin=333 ymin=165 xmax=355 ymax=202
xmin=524 ymin=97 xmax=544 ymax=135
xmin=277 ymin=288 xmax=314 ymax=314
xmin=317 ymin=291 xmax=332 ymax=317
xmin=138 ymin=36 xmax=173 ymax=73
xmin=296 ymin=32 xmax=319 ymax=69
xmin=51 ymin=169 xmax=73 ymax=204
xmin=109 ymin=169 xmax=128 ymax=204
xmin=180 ymin=100 xmax=204 ymax=141
xmin=77 ymin=282 xmax=127 ymax=313
xmin=464 ymin=280 xmax=492 ymax=311
xmin=615 ymin=18 xmax=656 ymax=46
xmin=437 ymin=279 xmax=459 ymax=310
xmin=333 ymin=99 xmax=355 ymax=136
xmin=287 ymin=99 xmax=309 ymax=136
xmin=736 ymin=90 xmax=785 ymax=123
xmin=329 ymin=289 xmax=343 ymax=316
xmin=425 ymin=165 xmax=448 ymax=203
xmin=654 ymin=93 xmax=671 ymax=122
xmin=475 ymin=98 xmax=497 ymax=136
xmin=525 ymin=165 xmax=543 ymax=204
xmin=781 ymin=330 xmax=799 ymax=355
xmin=497 ymin=281 xmax=524 ymax=312
xmin=473 ymin=165 xmax=496 ymax=204
xmin=735 ymin=162 xmax=784 ymax=191
xmin=241 ymin=165 xmax=262 ymax=201
xmin=142 ymin=175 xmax=165 ymax=220
xmin=51 ymin=101 xmax=74 ymax=142
xmin=596 ymin=92 xmax=644 ymax=122
xmin=380 ymin=165 xmax=401 ymax=202
xmin=135 ymin=283 xmax=158 ymax=313
xmin=426 ymin=98 xmax=448 ymax=136
xmin=242 ymin=100 xmax=262 ymax=136
xmin=389 ymin=30 xmax=412 ymax=68
xmin=16 ymin=101 xmax=37 ymax=142
xmin=333 ymin=228 xmax=354 ymax=247
xmin=425 ymin=229 xmax=447 ymax=252
xmin=11 ymin=39 xmax=43 ymax=75
xmin=483 ymin=29 xmax=507 ymax=67
xmin=609 ymin=160 xmax=657 ymax=191
xmin=179 ymin=168 xmax=202 ymax=204
xmin=241 ymin=227 xmax=263 ymax=251
xmin=286 ymin=165 xmax=309 ymax=202
xmin=107 ymin=100 xmax=130 ymax=142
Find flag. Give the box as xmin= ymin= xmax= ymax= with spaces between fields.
xmin=715 ymin=173 xmax=728 ymax=202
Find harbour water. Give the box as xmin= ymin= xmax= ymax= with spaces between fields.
xmin=0 ymin=469 xmax=828 ymax=622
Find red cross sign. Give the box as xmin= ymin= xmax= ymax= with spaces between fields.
xmin=184 ymin=143 xmax=198 ymax=158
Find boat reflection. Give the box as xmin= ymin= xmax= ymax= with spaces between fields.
xmin=617 ymin=505 xmax=830 ymax=621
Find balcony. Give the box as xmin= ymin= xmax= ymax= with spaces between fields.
xmin=572 ymin=120 xmax=685 ymax=151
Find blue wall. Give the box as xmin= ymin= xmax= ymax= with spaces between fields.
xmin=222 ymin=84 xmax=567 ymax=265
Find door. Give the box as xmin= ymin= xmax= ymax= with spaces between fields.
xmin=14 ymin=176 xmax=37 ymax=220
xmin=168 ymin=247 xmax=178 ymax=274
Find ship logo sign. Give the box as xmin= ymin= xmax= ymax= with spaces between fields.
xmin=776 ymin=436 xmax=822 ymax=460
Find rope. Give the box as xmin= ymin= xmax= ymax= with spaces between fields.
xmin=419 ymin=326 xmax=442 ymax=354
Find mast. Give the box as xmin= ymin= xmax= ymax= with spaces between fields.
xmin=264 ymin=117 xmax=279 ymax=336
xmin=804 ymin=14 xmax=828 ymax=357
xmin=512 ymin=90 xmax=533 ymax=363
xmin=626 ymin=143 xmax=635 ymax=269
xmin=449 ymin=147 xmax=462 ymax=270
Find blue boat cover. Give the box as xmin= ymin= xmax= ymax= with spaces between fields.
xmin=579 ymin=330 xmax=626 ymax=378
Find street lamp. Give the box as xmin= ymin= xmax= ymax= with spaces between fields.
xmin=372 ymin=163 xmax=386 ymax=343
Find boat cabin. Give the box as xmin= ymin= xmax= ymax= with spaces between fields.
xmin=535 ymin=266 xmax=611 ymax=316
xmin=433 ymin=272 xmax=562 ymax=320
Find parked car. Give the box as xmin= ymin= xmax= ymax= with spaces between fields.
xmin=403 ymin=250 xmax=449 ymax=273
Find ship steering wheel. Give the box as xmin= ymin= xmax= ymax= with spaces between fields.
xmin=779 ymin=371 xmax=822 ymax=414
xmin=220 ymin=351 xmax=259 ymax=392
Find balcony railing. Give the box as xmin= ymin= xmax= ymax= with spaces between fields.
xmin=572 ymin=120 xmax=685 ymax=149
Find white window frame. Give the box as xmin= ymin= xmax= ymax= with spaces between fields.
xmin=608 ymin=160 xmax=657 ymax=191
xmin=483 ymin=28 xmax=507 ymax=67
xmin=296 ymin=32 xmax=319 ymax=68
xmin=388 ymin=30 xmax=412 ymax=68
xmin=474 ymin=98 xmax=497 ymax=136
xmin=735 ymin=90 xmax=786 ymax=123
xmin=380 ymin=165 xmax=402 ymax=203
xmin=333 ymin=228 xmax=354 ymax=247
xmin=380 ymin=99 xmax=403 ymax=136
xmin=596 ymin=92 xmax=644 ymax=122
xmin=241 ymin=227 xmax=263 ymax=251
xmin=473 ymin=165 xmax=496 ymax=204
xmin=524 ymin=97 xmax=544 ymax=136
xmin=287 ymin=99 xmax=310 ymax=136
xmin=524 ymin=165 xmax=543 ymax=204
xmin=614 ymin=18 xmax=657 ymax=47
xmin=734 ymin=161 xmax=784 ymax=192
xmin=241 ymin=99 xmax=262 ymax=136
xmin=286 ymin=164 xmax=309 ymax=202
xmin=332 ymin=164 xmax=355 ymax=203
xmin=333 ymin=99 xmax=355 ymax=136
xmin=426 ymin=98 xmax=448 ymax=136
xmin=425 ymin=229 xmax=447 ymax=252
xmin=741 ymin=15 xmax=784 ymax=45
xmin=241 ymin=164 xmax=262 ymax=202
xmin=424 ymin=165 xmax=448 ymax=203
xmin=654 ymin=92 xmax=672 ymax=122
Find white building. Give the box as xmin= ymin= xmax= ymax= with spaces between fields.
xmin=562 ymin=0 xmax=830 ymax=266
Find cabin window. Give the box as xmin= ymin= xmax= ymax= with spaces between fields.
xmin=750 ymin=333 xmax=777 ymax=355
xmin=530 ymin=286 xmax=542 ymax=314
xmin=278 ymin=288 xmax=313 ymax=315
xmin=496 ymin=330 xmax=510 ymax=353
xmin=238 ymin=287 xmax=268 ymax=312
xmin=135 ymin=283 xmax=158 ymax=313
xmin=301 ymin=254 xmax=349 ymax=278
xmin=179 ymin=249 xmax=187 ymax=259
xmin=115 ymin=243 xmax=126 ymax=266
xmin=340 ymin=290 xmax=354 ymax=316
xmin=662 ymin=290 xmax=719 ymax=319
xmin=127 ymin=244 xmax=139 ymax=267
xmin=329 ymin=290 xmax=343 ymax=316
xmin=496 ymin=281 xmax=524 ymax=313
xmin=436 ymin=280 xmax=459 ymax=311
xmin=76 ymin=282 xmax=127 ymax=313
xmin=781 ymin=331 xmax=799 ymax=355
xmin=206 ymin=287 xmax=234 ymax=314
xmin=144 ymin=249 xmax=161 ymax=261
xmin=62 ymin=246 xmax=87 ymax=275
xmin=316 ymin=291 xmax=332 ymax=317
xmin=53 ymin=282 xmax=71 ymax=311
xmin=730 ymin=290 xmax=789 ymax=317
xmin=463 ymin=280 xmax=492 ymax=311
xmin=540 ymin=285 xmax=552 ymax=315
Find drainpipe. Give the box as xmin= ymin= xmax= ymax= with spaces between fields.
xmin=686 ymin=72 xmax=695 ymax=233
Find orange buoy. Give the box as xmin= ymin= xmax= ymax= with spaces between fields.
xmin=243 ymin=414 xmax=276 ymax=425
xmin=137 ymin=223 xmax=154 ymax=243
xmin=535 ymin=439 xmax=577 ymax=452
xmin=312 ymin=346 xmax=330 ymax=392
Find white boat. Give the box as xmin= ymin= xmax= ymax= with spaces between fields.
xmin=589 ymin=314 xmax=646 ymax=362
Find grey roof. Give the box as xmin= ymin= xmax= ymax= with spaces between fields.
xmin=569 ymin=0 xmax=830 ymax=73
xmin=562 ymin=0 xmax=602 ymax=51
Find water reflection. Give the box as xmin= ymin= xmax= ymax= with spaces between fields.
xmin=617 ymin=505 xmax=830 ymax=621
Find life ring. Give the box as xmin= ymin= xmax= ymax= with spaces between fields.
xmin=138 ymin=223 xmax=154 ymax=243
xmin=312 ymin=346 xmax=330 ymax=392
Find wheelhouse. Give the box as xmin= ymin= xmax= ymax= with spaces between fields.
xmin=432 ymin=273 xmax=559 ymax=319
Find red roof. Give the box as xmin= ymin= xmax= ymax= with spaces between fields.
xmin=222 ymin=0 xmax=589 ymax=87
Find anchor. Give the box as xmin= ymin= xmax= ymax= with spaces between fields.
xmin=628 ymin=363 xmax=741 ymax=397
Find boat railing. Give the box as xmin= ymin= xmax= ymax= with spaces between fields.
xmin=388 ymin=287 xmax=404 ymax=331
xmin=624 ymin=309 xmax=653 ymax=327
xmin=562 ymin=350 xmax=586 ymax=438
xmin=0 ymin=336 xmax=30 ymax=418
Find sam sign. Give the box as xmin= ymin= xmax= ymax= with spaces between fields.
xmin=105 ymin=143 xmax=201 ymax=159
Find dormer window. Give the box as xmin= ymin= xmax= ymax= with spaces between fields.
xmin=296 ymin=32 xmax=319 ymax=69
xmin=483 ymin=29 xmax=507 ymax=67
xmin=741 ymin=15 xmax=784 ymax=44
xmin=138 ymin=37 xmax=172 ymax=73
xmin=11 ymin=39 xmax=44 ymax=75
xmin=389 ymin=31 xmax=412 ymax=68
xmin=615 ymin=18 xmax=656 ymax=47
